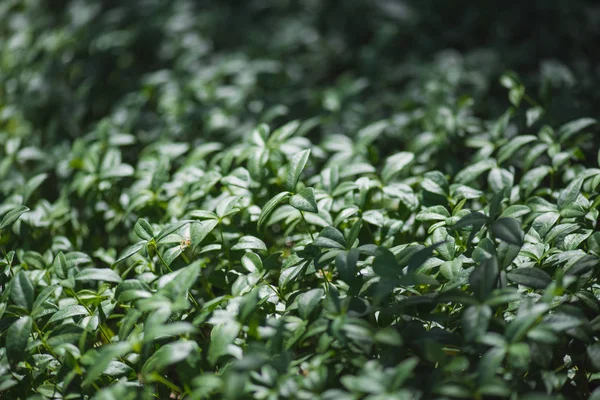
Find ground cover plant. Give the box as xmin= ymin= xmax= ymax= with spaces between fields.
xmin=2 ymin=1 xmax=600 ymax=399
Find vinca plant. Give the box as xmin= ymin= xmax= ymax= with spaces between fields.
xmin=1 ymin=1 xmax=600 ymax=399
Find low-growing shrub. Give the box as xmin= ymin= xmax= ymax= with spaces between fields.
xmin=1 ymin=1 xmax=600 ymax=400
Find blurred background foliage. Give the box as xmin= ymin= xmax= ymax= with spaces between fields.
xmin=1 ymin=0 xmax=599 ymax=147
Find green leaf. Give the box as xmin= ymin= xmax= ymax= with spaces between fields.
xmin=526 ymin=107 xmax=544 ymax=127
xmin=520 ymin=166 xmax=552 ymax=196
xmin=497 ymin=135 xmax=537 ymax=164
xmin=374 ymin=327 xmax=404 ymax=347
xmin=587 ymin=343 xmax=600 ymax=371
xmin=134 ymin=218 xmax=154 ymax=241
xmin=491 ymin=218 xmax=524 ymax=246
xmin=6 ymin=316 xmax=32 ymax=369
xmin=506 ymin=267 xmax=551 ymax=289
xmin=0 ymin=206 xmax=29 ymax=230
xmin=241 ymin=252 xmax=263 ymax=273
xmin=257 ymin=191 xmax=291 ymax=231
xmin=335 ymin=249 xmax=359 ymax=282
xmin=82 ymin=342 xmax=132 ymax=387
xmin=314 ymin=226 xmax=346 ymax=249
xmin=191 ymin=219 xmax=219 ymax=250
xmin=455 ymin=159 xmax=496 ymax=184
xmin=231 ymin=236 xmax=267 ymax=251
xmin=469 ymin=256 xmax=499 ymax=301
xmin=373 ymin=247 xmax=398 ymax=278
xmin=381 ymin=152 xmax=414 ymax=182
xmin=289 ymin=187 xmax=318 ymax=213
xmin=558 ymin=117 xmax=596 ymax=143
xmin=48 ymin=305 xmax=89 ymax=324
xmin=52 ymin=251 xmax=69 ymax=279
xmin=76 ymin=268 xmax=122 ymax=283
xmin=406 ymin=242 xmax=445 ymax=274
xmin=557 ymin=178 xmax=583 ymax=210
xmin=142 ymin=341 xmax=200 ymax=375
xmin=208 ymin=322 xmax=240 ymax=366
xmin=500 ymin=205 xmax=531 ymax=219
xmin=114 ymin=241 xmax=145 ymax=264
xmin=462 ymin=305 xmax=492 ymax=342
xmin=296 ymin=288 xmax=324 ymax=319
xmin=10 ymin=271 xmax=35 ymax=311
xmin=286 ymin=149 xmax=311 ymax=191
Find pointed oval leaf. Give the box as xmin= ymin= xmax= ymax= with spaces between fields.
xmin=506 ymin=267 xmax=551 ymax=289
xmin=10 ymin=271 xmax=35 ymax=311
xmin=6 ymin=316 xmax=32 ymax=369
xmin=491 ymin=218 xmax=524 ymax=246
xmin=0 ymin=206 xmax=30 ymax=230
xmin=289 ymin=187 xmax=318 ymax=213
xmin=286 ymin=149 xmax=311 ymax=191
xmin=76 ymin=268 xmax=122 ymax=283
xmin=257 ymin=192 xmax=291 ymax=231
xmin=134 ymin=219 xmax=154 ymax=241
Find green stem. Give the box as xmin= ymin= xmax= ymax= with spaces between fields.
xmin=151 ymin=373 xmax=182 ymax=395
xmin=69 ymin=289 xmax=112 ymax=344
xmin=299 ymin=211 xmax=314 ymax=241
xmin=219 ymin=224 xmax=232 ymax=266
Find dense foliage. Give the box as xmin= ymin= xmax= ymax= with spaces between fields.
xmin=1 ymin=1 xmax=600 ymax=399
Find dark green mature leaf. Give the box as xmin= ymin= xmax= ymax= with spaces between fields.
xmin=6 ymin=316 xmax=32 ymax=369
xmin=406 ymin=242 xmax=445 ymax=274
xmin=373 ymin=247 xmax=398 ymax=278
xmin=297 ymin=288 xmax=325 ymax=319
xmin=507 ymin=267 xmax=552 ymax=289
xmin=289 ymin=187 xmax=318 ymax=213
xmin=314 ymin=226 xmax=346 ymax=249
xmin=491 ymin=218 xmax=524 ymax=246
xmin=587 ymin=343 xmax=600 ymax=370
xmin=335 ymin=249 xmax=359 ymax=282
xmin=0 ymin=206 xmax=29 ymax=230
xmin=286 ymin=149 xmax=310 ymax=191
xmin=469 ymin=256 xmax=499 ymax=301
xmin=10 ymin=271 xmax=35 ymax=311
xmin=462 ymin=305 xmax=492 ymax=342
